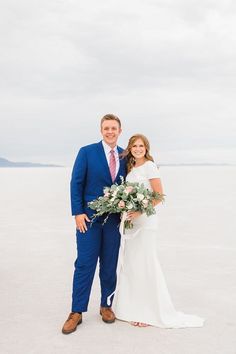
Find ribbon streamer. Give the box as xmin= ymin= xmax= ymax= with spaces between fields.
xmin=107 ymin=211 xmax=141 ymax=306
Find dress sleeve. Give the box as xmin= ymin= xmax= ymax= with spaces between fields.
xmin=146 ymin=161 xmax=161 ymax=179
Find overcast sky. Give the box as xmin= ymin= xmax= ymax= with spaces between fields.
xmin=0 ymin=0 xmax=236 ymax=165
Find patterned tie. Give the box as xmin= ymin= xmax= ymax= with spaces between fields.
xmin=109 ymin=149 xmax=116 ymax=182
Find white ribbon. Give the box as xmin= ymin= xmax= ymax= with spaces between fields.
xmin=107 ymin=211 xmax=142 ymax=306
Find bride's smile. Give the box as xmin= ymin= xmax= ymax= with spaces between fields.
xmin=131 ymin=138 xmax=146 ymax=162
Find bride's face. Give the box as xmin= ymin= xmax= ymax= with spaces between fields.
xmin=131 ymin=138 xmax=146 ymax=160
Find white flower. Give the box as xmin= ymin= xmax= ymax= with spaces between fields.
xmin=127 ymin=203 xmax=133 ymax=210
xmin=142 ymin=199 xmax=149 ymax=208
xmin=137 ymin=193 xmax=144 ymax=201
xmin=104 ymin=187 xmax=110 ymax=194
xmin=110 ymin=191 xmax=116 ymax=198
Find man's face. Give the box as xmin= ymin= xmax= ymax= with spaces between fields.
xmin=101 ymin=120 xmax=122 ymax=147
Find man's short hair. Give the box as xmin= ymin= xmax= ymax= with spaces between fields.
xmin=100 ymin=114 xmax=121 ymax=128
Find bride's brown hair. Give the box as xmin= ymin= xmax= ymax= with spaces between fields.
xmin=120 ymin=134 xmax=154 ymax=173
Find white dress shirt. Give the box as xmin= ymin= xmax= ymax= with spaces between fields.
xmin=102 ymin=140 xmax=120 ymax=176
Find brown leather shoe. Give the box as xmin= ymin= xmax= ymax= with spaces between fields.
xmin=62 ymin=312 xmax=82 ymax=334
xmin=100 ymin=307 xmax=115 ymax=323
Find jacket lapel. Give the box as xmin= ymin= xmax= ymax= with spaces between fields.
xmin=97 ymin=141 xmax=112 ymax=183
xmin=97 ymin=141 xmax=125 ymax=184
xmin=114 ymin=146 xmax=125 ymax=183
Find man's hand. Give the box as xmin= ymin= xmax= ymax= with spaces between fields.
xmin=75 ymin=214 xmax=91 ymax=233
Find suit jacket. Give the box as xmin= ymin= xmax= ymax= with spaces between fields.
xmin=70 ymin=141 xmax=127 ymax=216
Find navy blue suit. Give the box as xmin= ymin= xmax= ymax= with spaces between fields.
xmin=70 ymin=141 xmax=126 ymax=312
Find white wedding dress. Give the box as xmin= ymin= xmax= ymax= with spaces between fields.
xmin=114 ymin=161 xmax=205 ymax=328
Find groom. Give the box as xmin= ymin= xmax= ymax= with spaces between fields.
xmin=62 ymin=114 xmax=126 ymax=334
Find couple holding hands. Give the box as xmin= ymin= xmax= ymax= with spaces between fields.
xmin=62 ymin=114 xmax=204 ymax=334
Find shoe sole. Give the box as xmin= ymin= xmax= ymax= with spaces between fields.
xmin=62 ymin=318 xmax=82 ymax=334
xmin=100 ymin=311 xmax=115 ymax=324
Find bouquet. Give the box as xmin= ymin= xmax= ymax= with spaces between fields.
xmin=88 ymin=177 xmax=165 ymax=230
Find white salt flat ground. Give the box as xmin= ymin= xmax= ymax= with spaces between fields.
xmin=0 ymin=166 xmax=236 ymax=354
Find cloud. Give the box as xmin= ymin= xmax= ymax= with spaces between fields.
xmin=0 ymin=0 xmax=235 ymax=162
xmin=1 ymin=0 xmax=236 ymax=97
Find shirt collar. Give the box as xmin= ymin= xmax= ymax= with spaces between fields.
xmin=102 ymin=140 xmax=118 ymax=154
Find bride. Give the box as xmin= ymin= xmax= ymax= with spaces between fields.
xmin=114 ymin=134 xmax=205 ymax=328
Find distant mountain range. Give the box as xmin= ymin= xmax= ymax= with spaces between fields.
xmin=159 ymin=163 xmax=234 ymax=166
xmin=0 ymin=156 xmax=234 ymax=168
xmin=0 ymin=157 xmax=62 ymax=168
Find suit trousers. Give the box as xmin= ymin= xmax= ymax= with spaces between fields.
xmin=71 ymin=213 xmax=121 ymax=312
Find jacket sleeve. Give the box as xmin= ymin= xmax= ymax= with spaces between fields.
xmin=70 ymin=147 xmax=87 ymax=216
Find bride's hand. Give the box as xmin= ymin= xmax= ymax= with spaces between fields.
xmin=126 ymin=211 xmax=142 ymax=220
